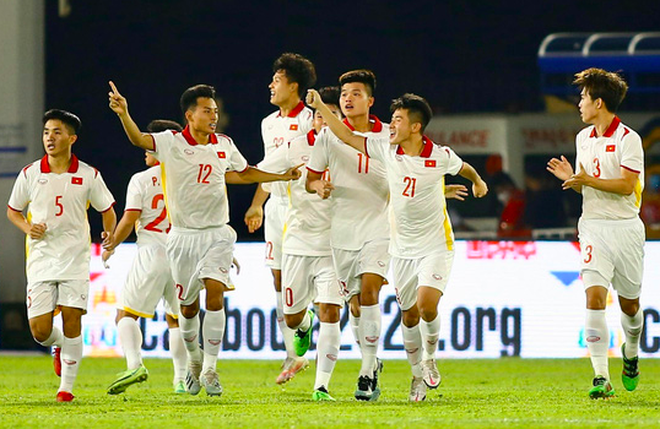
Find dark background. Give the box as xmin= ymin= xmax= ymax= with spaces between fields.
xmin=44 ymin=1 xmax=659 ymax=240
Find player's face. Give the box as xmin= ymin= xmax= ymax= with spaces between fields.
xmin=144 ymin=152 xmax=157 ymax=167
xmin=578 ymin=88 xmax=598 ymax=124
xmin=269 ymin=70 xmax=298 ymax=107
xmin=186 ymin=97 xmax=218 ymax=135
xmin=389 ymin=108 xmax=418 ymax=145
xmin=340 ymin=82 xmax=374 ymax=118
xmin=312 ymin=104 xmax=342 ymax=133
xmin=42 ymin=119 xmax=77 ymax=157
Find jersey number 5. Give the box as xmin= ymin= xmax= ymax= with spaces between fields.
xmin=55 ymin=195 xmax=64 ymax=216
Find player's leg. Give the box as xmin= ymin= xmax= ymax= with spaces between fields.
xmin=348 ymin=294 xmax=361 ymax=349
xmin=179 ymin=298 xmax=203 ymax=395
xmin=166 ymin=314 xmax=187 ymax=393
xmin=355 ymin=273 xmax=384 ymax=401
xmin=58 ymin=306 xmax=84 ymax=402
xmin=199 ymin=278 xmax=229 ymax=397
xmin=107 ymin=309 xmax=149 ymax=395
xmin=282 ymin=254 xmax=315 ymax=357
xmin=27 ymin=282 xmax=64 ymax=377
xmin=584 ymin=281 xmax=614 ymax=398
xmin=619 ymin=296 xmax=642 ymax=391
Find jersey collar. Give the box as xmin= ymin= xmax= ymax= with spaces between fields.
xmin=277 ymin=101 xmax=306 ymax=118
xmin=306 ymin=129 xmax=317 ymax=146
xmin=343 ymin=115 xmax=383 ymax=133
xmin=40 ymin=154 xmax=80 ymax=173
xmin=589 ymin=116 xmax=621 ymax=138
xmin=395 ymin=136 xmax=434 ymax=158
xmin=182 ymin=125 xmax=218 ymax=145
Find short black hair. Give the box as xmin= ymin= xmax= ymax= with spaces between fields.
xmin=573 ymin=68 xmax=629 ymax=113
xmin=43 ymin=109 xmax=81 ymax=134
xmin=339 ymin=70 xmax=377 ymax=96
xmin=147 ymin=119 xmax=183 ymax=133
xmin=273 ymin=53 xmax=317 ymax=97
xmin=180 ymin=84 xmax=216 ymax=115
xmin=318 ymin=86 xmax=340 ymax=107
xmin=390 ymin=93 xmax=433 ymax=132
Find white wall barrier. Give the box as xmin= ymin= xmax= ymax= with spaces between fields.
xmin=82 ymin=241 xmax=660 ymax=359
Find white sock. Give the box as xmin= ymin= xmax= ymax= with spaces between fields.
xmin=420 ymin=314 xmax=441 ymax=361
xmin=359 ymin=304 xmax=381 ymax=377
xmin=621 ymin=308 xmax=644 ymax=359
xmin=276 ymin=291 xmax=296 ymax=358
xmin=314 ymin=321 xmax=340 ymax=391
xmin=168 ymin=327 xmax=187 ymax=383
xmin=585 ymin=309 xmax=610 ymax=379
xmin=202 ymin=309 xmax=226 ymax=373
xmin=117 ymin=317 xmax=143 ymax=370
xmin=401 ymin=323 xmax=423 ymax=378
xmin=349 ymin=312 xmax=361 ymax=350
xmin=59 ymin=335 xmax=82 ymax=393
xmin=37 ymin=326 xmax=63 ymax=348
xmin=179 ymin=313 xmax=201 ymax=362
xmin=295 ymin=310 xmax=312 ymax=333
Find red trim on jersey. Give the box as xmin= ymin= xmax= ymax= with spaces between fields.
xmin=589 ymin=116 xmax=621 ymax=138
xmin=343 ymin=115 xmax=383 ymax=133
xmin=101 ymin=201 xmax=116 ymax=213
xmin=395 ymin=136 xmax=434 ymax=158
xmin=306 ymin=129 xmax=317 ymax=146
xmin=235 ymin=165 xmax=250 ymax=174
xmin=7 ymin=204 xmax=22 ymax=212
xmin=181 ymin=125 xmax=218 ymax=146
xmin=363 ymin=137 xmax=371 ymax=158
xmin=621 ymin=165 xmax=641 ymax=174
xmin=306 ymin=165 xmax=325 ymax=174
xmin=622 ymin=127 xmax=630 ymax=137
xmin=40 ymin=156 xmax=50 ymax=173
xmin=278 ymin=101 xmax=306 ymax=118
xmin=124 ymin=208 xmax=142 ymax=212
xmin=22 ymin=163 xmax=34 ymax=177
xmin=39 ymin=154 xmax=80 ymax=173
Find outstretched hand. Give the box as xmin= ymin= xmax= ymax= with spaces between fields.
xmin=547 ymin=155 xmax=574 ymax=182
xmin=283 ymin=163 xmax=304 ymax=181
xmin=108 ymin=81 xmax=128 ymax=116
xmin=445 ymin=184 xmax=468 ymax=201
xmin=562 ymin=163 xmax=590 ymax=190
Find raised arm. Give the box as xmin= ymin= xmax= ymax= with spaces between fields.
xmin=108 ymin=81 xmax=155 ymax=151
xmin=306 ymin=89 xmax=366 ymax=154
xmin=234 ymin=164 xmax=303 ymax=184
xmin=458 ymin=162 xmax=488 ymax=198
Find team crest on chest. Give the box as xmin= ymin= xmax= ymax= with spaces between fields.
xmin=425 ymin=160 xmax=436 ymax=168
xmin=606 ymin=145 xmax=615 ymax=152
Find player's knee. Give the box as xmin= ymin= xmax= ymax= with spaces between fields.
xmin=418 ymin=306 xmax=438 ymax=323
xmin=401 ymin=308 xmax=420 ymax=328
xmin=284 ymin=313 xmax=302 ymax=329
xmin=621 ymin=300 xmax=640 ymax=317
xmin=180 ymin=305 xmax=198 ymax=319
xmin=318 ymin=304 xmax=340 ymax=323
xmin=30 ymin=325 xmax=51 ymax=344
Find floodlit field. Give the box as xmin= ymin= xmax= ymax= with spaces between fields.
xmin=1 ymin=356 xmax=659 ymax=428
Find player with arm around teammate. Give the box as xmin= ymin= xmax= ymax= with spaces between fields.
xmin=108 ymin=82 xmax=301 ymax=397
xmin=307 ymin=90 xmax=487 ymax=402
xmin=547 ymin=68 xmax=645 ymax=399
xmin=6 ymin=109 xmax=117 ymax=402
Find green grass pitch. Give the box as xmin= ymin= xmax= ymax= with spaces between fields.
xmin=1 ymin=356 xmax=659 ymax=428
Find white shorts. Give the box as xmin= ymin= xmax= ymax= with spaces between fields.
xmin=332 ymin=239 xmax=390 ymax=301
xmin=392 ymin=250 xmax=455 ymax=311
xmin=26 ymin=279 xmax=89 ymax=319
xmin=578 ymin=217 xmax=645 ymax=299
xmin=117 ymin=244 xmax=179 ymax=318
xmin=264 ymin=197 xmax=288 ymax=270
xmin=282 ymin=253 xmax=343 ymax=315
xmin=167 ymin=225 xmax=237 ymax=306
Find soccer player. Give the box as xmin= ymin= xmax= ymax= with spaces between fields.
xmin=103 ymin=119 xmax=188 ymax=395
xmin=547 ymin=68 xmax=644 ymax=399
xmin=259 ymin=86 xmax=343 ymax=401
xmin=306 ymin=90 xmax=488 ymax=402
xmin=108 ymin=82 xmax=302 ymax=397
xmin=244 ymin=53 xmax=317 ymax=385
xmin=305 ymin=70 xmax=391 ymax=401
xmin=7 ymin=109 xmax=117 ymax=402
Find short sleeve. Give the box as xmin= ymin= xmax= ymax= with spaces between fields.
xmin=150 ymin=130 xmax=175 ymax=161
xmin=258 ymin=142 xmax=291 ymax=174
xmin=444 ymin=146 xmax=464 ymax=176
xmin=89 ymin=170 xmax=116 ymax=212
xmin=7 ymin=169 xmax=30 ymax=212
xmin=364 ymin=135 xmax=388 ymax=162
xmin=226 ymin=137 xmax=249 ymax=173
xmin=124 ymin=173 xmax=143 ymax=211
xmin=620 ymin=131 xmax=643 ymax=174
xmin=307 ymin=129 xmax=330 ymax=174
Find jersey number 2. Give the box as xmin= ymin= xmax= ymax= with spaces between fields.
xmin=144 ymin=194 xmax=169 ymax=233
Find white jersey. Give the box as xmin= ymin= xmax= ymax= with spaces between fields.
xmin=307 ymin=116 xmax=390 ymax=251
xmin=8 ymin=155 xmax=115 ymax=282
xmin=365 ymin=135 xmax=464 ymax=258
xmin=258 ymin=129 xmax=332 ymax=256
xmin=124 ymin=165 xmax=169 ymax=247
xmin=575 ymin=117 xmax=644 ymax=220
xmin=150 ymin=125 xmax=248 ymax=229
xmin=260 ymin=101 xmax=314 ymax=199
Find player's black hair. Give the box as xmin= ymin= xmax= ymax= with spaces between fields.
xmin=273 ymin=53 xmax=317 ymax=98
xmin=180 ymin=84 xmax=216 ymax=115
xmin=147 ymin=119 xmax=183 ymax=133
xmin=390 ymin=93 xmax=433 ymax=132
xmin=318 ymin=86 xmax=341 ymax=107
xmin=573 ymin=68 xmax=629 ymax=113
xmin=339 ymin=69 xmax=377 ymax=96
xmin=43 ymin=109 xmax=82 ymax=135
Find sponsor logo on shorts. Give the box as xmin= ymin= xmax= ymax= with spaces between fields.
xmin=208 ymin=339 xmax=222 ymax=346
xmin=219 ymin=267 xmax=228 ymax=274
xmin=302 ymin=155 xmax=309 ymax=162
xmin=377 ymin=260 xmax=385 ymax=267
xmin=80 ymin=294 xmax=87 ymax=301
xmin=184 ymin=149 xmax=194 ymax=155
xmin=38 ymin=178 xmax=48 ymax=184
xmin=432 ymin=274 xmax=442 ymax=281
xmin=326 ymin=353 xmax=337 ymax=362
xmin=586 ymin=335 xmax=601 ymax=343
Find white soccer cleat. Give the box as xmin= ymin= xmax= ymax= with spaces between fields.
xmin=185 ymin=360 xmax=202 ymax=395
xmin=276 ymin=356 xmax=309 ymax=385
xmin=409 ymin=376 xmax=427 ymax=402
xmin=200 ymin=368 xmax=223 ymax=397
xmin=421 ymin=359 xmax=441 ymax=389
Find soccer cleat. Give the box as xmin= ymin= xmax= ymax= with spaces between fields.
xmin=200 ymin=368 xmax=223 ymax=397
xmin=56 ymin=391 xmax=74 ymax=402
xmin=53 ymin=347 xmax=62 ymax=377
xmin=293 ymin=310 xmax=315 ymax=357
xmin=185 ymin=360 xmax=203 ymax=395
xmin=421 ymin=359 xmax=441 ymax=389
xmin=355 ymin=376 xmax=375 ymax=401
xmin=312 ymin=386 xmax=336 ymax=402
xmin=276 ymin=356 xmax=309 ymax=385
xmin=621 ymin=343 xmax=640 ymax=392
xmin=107 ymin=365 xmax=149 ymax=395
xmin=174 ymin=380 xmax=186 ymax=394
xmin=371 ymin=358 xmax=383 ymax=399
xmin=589 ymin=376 xmax=615 ymax=399
xmin=409 ymin=376 xmax=427 ymax=402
